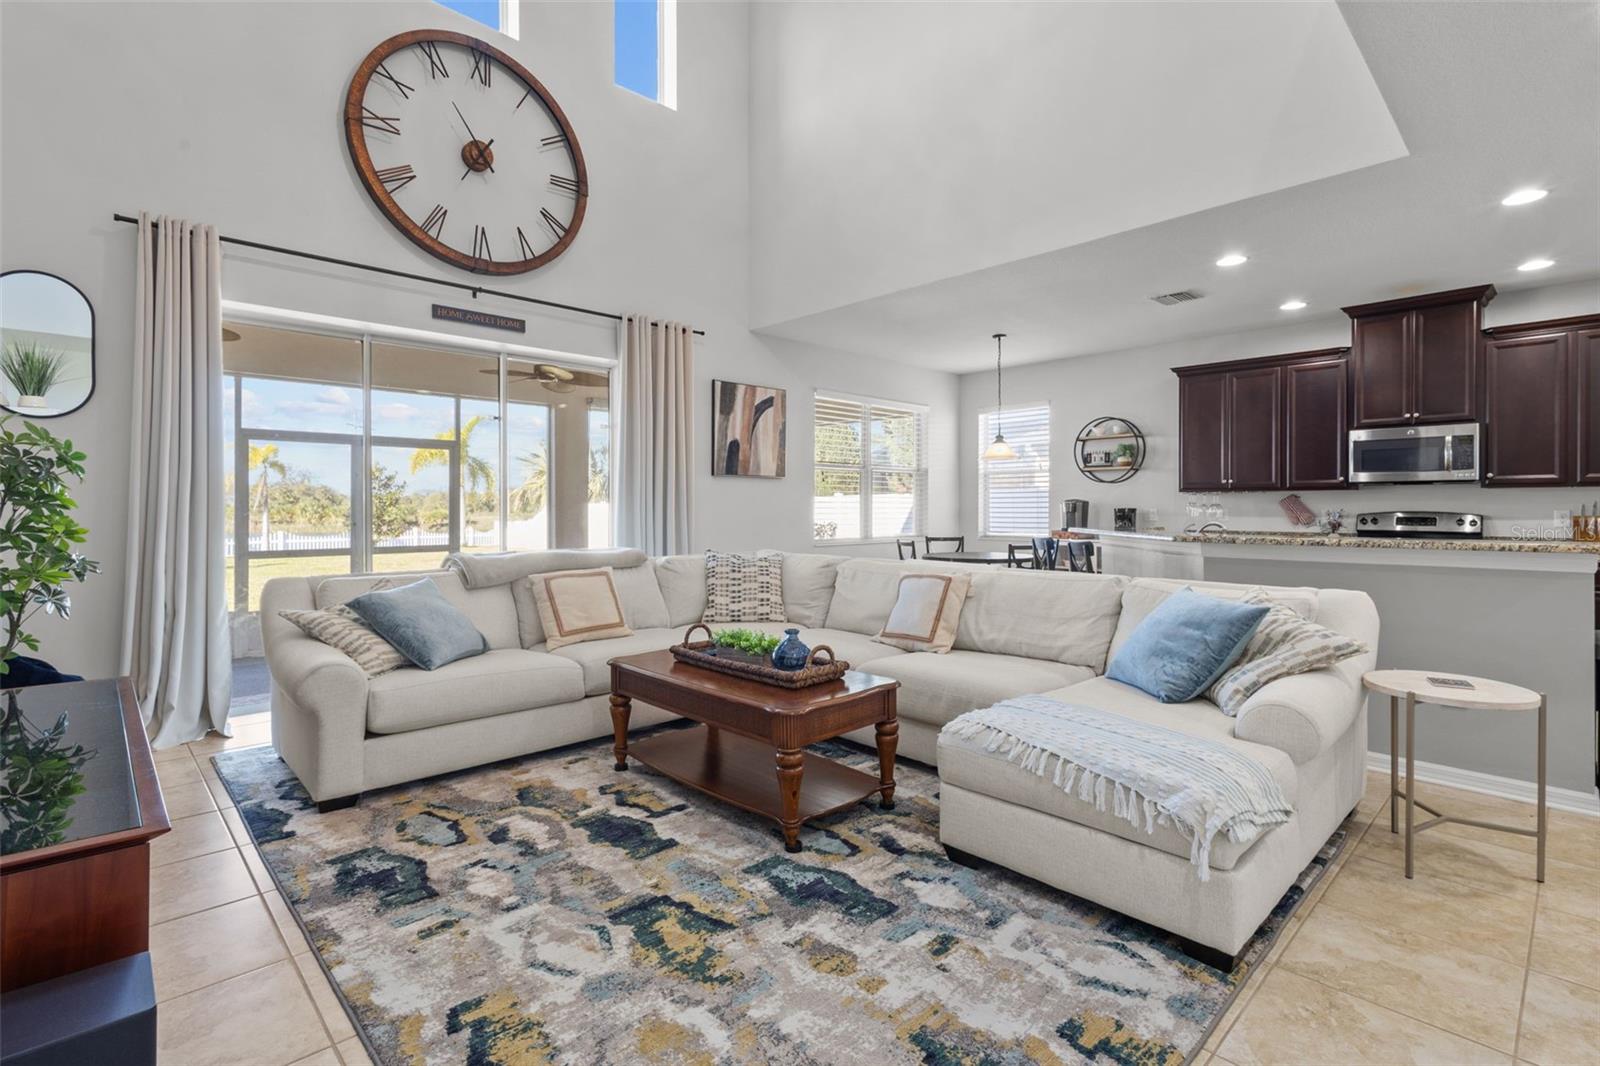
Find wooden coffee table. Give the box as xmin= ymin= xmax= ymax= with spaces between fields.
xmin=608 ymin=650 xmax=900 ymax=852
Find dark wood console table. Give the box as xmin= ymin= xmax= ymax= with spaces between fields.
xmin=1 ymin=678 xmax=169 ymax=992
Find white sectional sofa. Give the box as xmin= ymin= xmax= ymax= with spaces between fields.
xmin=260 ymin=548 xmax=1377 ymax=964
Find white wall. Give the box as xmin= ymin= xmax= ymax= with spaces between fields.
xmin=0 ymin=0 xmax=958 ymax=679
xmin=957 ymin=279 xmax=1600 ymax=542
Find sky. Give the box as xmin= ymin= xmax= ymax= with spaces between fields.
xmin=431 ymin=0 xmax=659 ymax=103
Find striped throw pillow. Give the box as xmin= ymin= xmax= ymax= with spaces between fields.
xmin=703 ymin=550 xmax=785 ymax=623
xmin=1207 ymin=592 xmax=1366 ymax=715
xmin=280 ymin=603 xmax=410 ymax=677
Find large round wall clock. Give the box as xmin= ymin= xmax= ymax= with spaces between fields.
xmin=344 ymin=29 xmax=588 ymax=275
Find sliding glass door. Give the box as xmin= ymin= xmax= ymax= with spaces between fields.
xmin=222 ymin=321 xmax=612 ymax=650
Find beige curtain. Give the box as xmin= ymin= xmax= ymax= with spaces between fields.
xmin=617 ymin=315 xmax=694 ymax=555
xmin=121 ymin=213 xmax=232 ymax=746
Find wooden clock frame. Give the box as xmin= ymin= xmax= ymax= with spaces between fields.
xmin=343 ymin=28 xmax=589 ymax=275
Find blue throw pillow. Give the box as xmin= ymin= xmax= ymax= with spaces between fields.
xmin=1107 ymin=589 xmax=1269 ymax=703
xmin=345 ymin=579 xmax=487 ymax=671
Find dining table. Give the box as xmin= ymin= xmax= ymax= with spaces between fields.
xmin=920 ymin=551 xmax=1015 ymax=565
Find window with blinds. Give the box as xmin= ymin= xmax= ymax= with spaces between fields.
xmin=979 ymin=404 xmax=1050 ymax=535
xmin=814 ymin=393 xmax=927 ymax=542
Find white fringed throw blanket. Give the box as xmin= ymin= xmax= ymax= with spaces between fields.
xmin=941 ymin=696 xmax=1293 ymax=880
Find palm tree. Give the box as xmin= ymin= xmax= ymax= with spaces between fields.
xmin=508 ymin=441 xmax=549 ymax=517
xmin=247 ymin=443 xmax=287 ymax=539
xmin=410 ymin=414 xmax=495 ymax=497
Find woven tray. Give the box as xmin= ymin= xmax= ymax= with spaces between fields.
xmin=669 ymin=624 xmax=851 ymax=689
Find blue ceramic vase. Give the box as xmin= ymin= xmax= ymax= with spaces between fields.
xmin=771 ymin=628 xmax=810 ymax=671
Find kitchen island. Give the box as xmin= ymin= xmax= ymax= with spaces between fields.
xmin=1073 ymin=527 xmax=1598 ymax=806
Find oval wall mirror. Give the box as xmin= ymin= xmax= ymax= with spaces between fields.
xmin=0 ymin=270 xmax=95 ymax=418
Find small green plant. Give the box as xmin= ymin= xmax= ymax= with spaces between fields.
xmin=712 ymin=628 xmax=781 ymax=657
xmin=0 ymin=417 xmax=98 ymax=675
xmin=1 ymin=340 xmax=67 ymax=399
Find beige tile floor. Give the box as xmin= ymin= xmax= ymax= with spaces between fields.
xmin=153 ymin=721 xmax=1600 ymax=1066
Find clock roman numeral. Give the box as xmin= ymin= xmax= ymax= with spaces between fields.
xmin=549 ymin=174 xmax=580 ymax=195
xmin=470 ymin=48 xmax=492 ymax=87
xmin=374 ymin=62 xmax=414 ymax=100
xmin=360 ymin=106 xmax=401 ymax=136
xmin=539 ymin=132 xmax=567 ymax=149
xmin=472 ymin=225 xmax=493 ymax=263
xmin=539 ymin=207 xmax=567 ymax=240
xmin=421 ymin=203 xmax=448 ymax=240
xmin=515 ymin=89 xmax=531 ymax=111
xmin=416 ymin=41 xmax=449 ymax=79
xmin=376 ymin=164 xmax=416 ymax=193
xmin=517 ymin=226 xmax=537 ymax=260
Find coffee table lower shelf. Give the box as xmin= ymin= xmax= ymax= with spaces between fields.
xmin=627 ymin=725 xmax=884 ymax=841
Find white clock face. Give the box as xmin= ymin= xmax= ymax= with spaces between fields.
xmin=346 ymin=32 xmax=587 ymax=274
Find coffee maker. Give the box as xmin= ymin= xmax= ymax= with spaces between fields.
xmin=1060 ymin=499 xmax=1089 ymax=532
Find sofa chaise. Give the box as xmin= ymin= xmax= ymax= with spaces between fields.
xmin=260 ymin=548 xmax=1377 ymax=964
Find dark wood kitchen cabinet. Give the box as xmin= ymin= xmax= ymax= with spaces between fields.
xmin=1174 ymin=348 xmax=1347 ymax=492
xmin=1225 ymin=365 xmax=1283 ymax=489
xmin=1483 ymin=331 xmax=1570 ymax=486
xmin=1177 ymin=371 xmax=1227 ymax=490
xmin=1345 ymin=285 xmax=1495 ymax=428
xmin=1576 ymin=327 xmax=1600 ymax=484
xmin=1481 ymin=314 xmax=1600 ymax=488
xmin=1284 ymin=356 xmax=1349 ymax=489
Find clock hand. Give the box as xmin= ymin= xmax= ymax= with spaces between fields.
xmin=452 ymin=102 xmax=480 ymax=142
xmin=453 ymin=102 xmax=497 ymax=176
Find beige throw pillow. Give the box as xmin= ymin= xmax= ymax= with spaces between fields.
xmin=873 ymin=572 xmax=971 ymax=653
xmin=1206 ymin=592 xmax=1367 ymax=715
xmin=279 ymin=604 xmax=410 ymax=677
xmin=528 ymin=567 xmax=633 ymax=650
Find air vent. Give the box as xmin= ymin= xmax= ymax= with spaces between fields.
xmin=1150 ymin=290 xmax=1204 ymax=306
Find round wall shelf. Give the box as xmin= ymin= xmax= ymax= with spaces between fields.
xmin=1074 ymin=417 xmax=1146 ymax=484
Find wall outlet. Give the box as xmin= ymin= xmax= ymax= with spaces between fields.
xmin=1554 ymin=509 xmax=1572 ymax=525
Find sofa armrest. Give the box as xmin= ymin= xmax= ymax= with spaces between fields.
xmin=1232 ymin=654 xmax=1373 ymax=764
xmin=259 ymin=577 xmax=368 ymax=714
xmin=259 ymin=576 xmax=368 ymax=804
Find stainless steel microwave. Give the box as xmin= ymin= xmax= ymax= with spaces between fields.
xmin=1348 ymin=422 xmax=1480 ymax=484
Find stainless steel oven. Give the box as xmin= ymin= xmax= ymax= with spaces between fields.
xmin=1348 ymin=422 xmax=1480 ymax=484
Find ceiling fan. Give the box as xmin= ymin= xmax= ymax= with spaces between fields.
xmin=478 ymin=363 xmax=578 ymax=393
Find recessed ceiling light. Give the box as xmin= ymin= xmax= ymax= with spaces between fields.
xmin=1215 ymin=253 xmax=1248 ymax=267
xmin=1501 ymin=188 xmax=1549 ymax=206
xmin=1279 ymin=299 xmax=1307 ymax=311
xmin=1517 ymin=258 xmax=1555 ymax=272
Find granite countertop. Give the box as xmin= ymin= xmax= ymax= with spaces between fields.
xmin=1069 ymin=527 xmax=1600 ymax=554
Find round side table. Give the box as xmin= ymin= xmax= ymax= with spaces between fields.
xmin=1362 ymin=670 xmax=1546 ymax=881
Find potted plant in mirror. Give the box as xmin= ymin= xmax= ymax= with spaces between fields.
xmin=1 ymin=340 xmax=68 ymax=410
xmin=0 ymin=416 xmax=98 ymax=686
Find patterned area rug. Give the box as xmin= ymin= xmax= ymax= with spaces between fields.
xmin=213 ymin=730 xmax=1343 ymax=1066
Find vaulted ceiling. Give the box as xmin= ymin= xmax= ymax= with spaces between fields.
xmin=749 ymin=1 xmax=1600 ymax=372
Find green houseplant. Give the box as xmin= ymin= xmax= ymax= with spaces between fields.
xmin=1 ymin=340 xmax=68 ymax=409
xmin=0 ymin=416 xmax=99 ymax=676
xmin=0 ymin=416 xmax=98 ymax=853
xmin=710 ymin=627 xmax=782 ymax=664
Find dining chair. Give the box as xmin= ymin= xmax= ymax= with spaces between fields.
xmin=1006 ymin=542 xmax=1035 ymax=568
xmin=1031 ymin=536 xmax=1060 ymax=570
xmin=895 ymin=538 xmax=918 ymax=560
xmin=924 ymin=535 xmax=966 ymax=555
xmin=1064 ymin=540 xmax=1096 ymax=573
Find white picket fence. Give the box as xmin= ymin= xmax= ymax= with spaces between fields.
xmin=225 ymin=525 xmax=502 ymax=557
xmin=225 ymin=504 xmax=612 ymax=556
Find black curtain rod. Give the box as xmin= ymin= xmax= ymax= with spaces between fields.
xmin=111 ymin=213 xmax=705 ymax=336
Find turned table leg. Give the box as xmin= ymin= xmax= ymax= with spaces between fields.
xmin=875 ymin=718 xmax=898 ymax=809
xmin=610 ymin=693 xmax=631 ymax=771
xmin=776 ymin=748 xmax=804 ymax=852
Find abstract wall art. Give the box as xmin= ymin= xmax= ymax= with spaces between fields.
xmin=712 ymin=379 xmax=786 ymax=478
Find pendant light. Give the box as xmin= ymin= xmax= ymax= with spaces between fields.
xmin=982 ymin=332 xmax=1017 ymax=461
